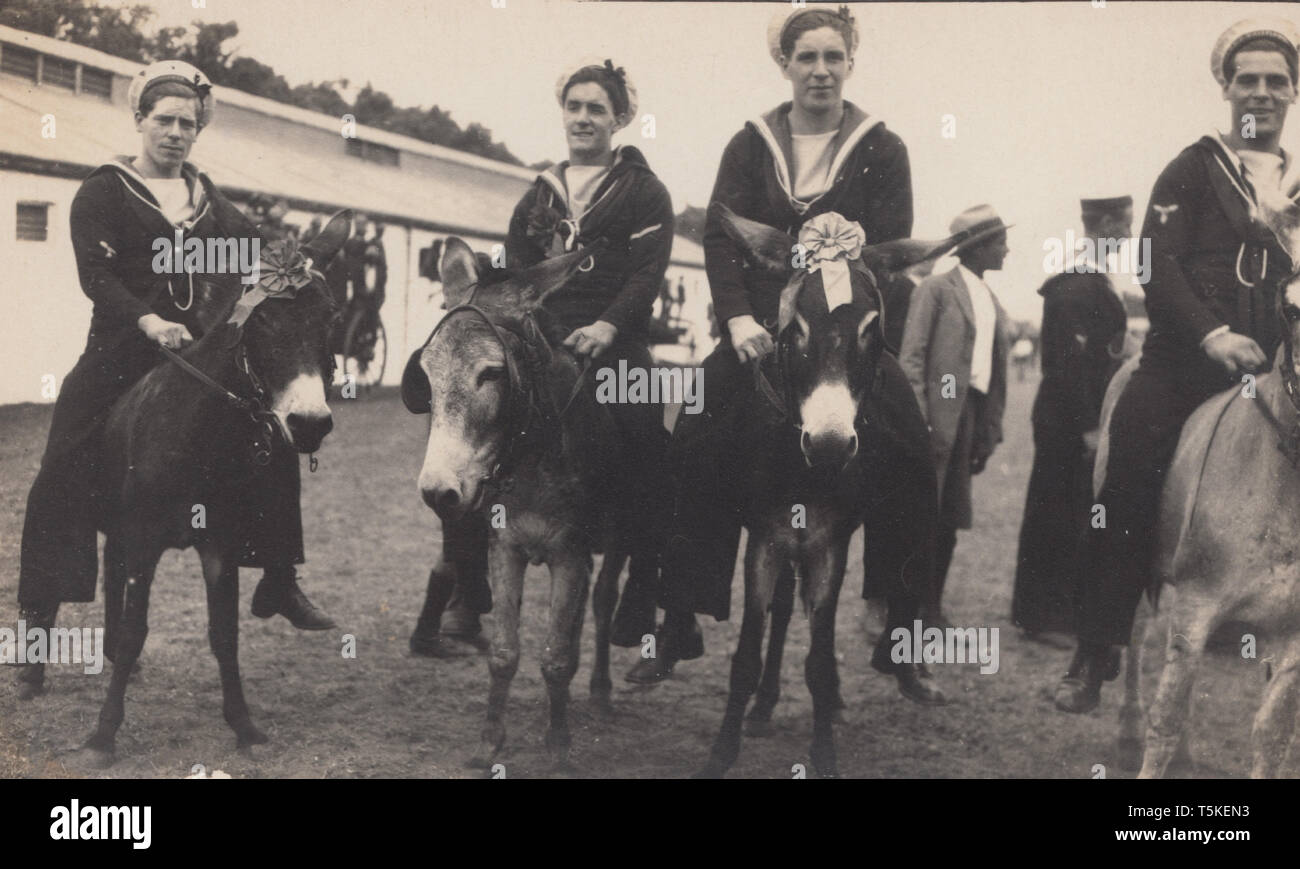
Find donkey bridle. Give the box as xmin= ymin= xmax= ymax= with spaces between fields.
xmin=1249 ymin=274 xmax=1300 ymax=467
xmin=429 ymin=302 xmax=591 ymax=489
xmin=157 ymin=339 xmax=282 ymax=466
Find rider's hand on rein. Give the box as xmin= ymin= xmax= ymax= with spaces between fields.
xmin=563 ymin=320 xmax=619 ymax=358
xmin=138 ymin=313 xmax=194 ymax=351
xmin=728 ymin=314 xmax=775 ymax=363
xmin=1203 ymin=330 xmax=1266 ymax=377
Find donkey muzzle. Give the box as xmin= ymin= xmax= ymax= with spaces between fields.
xmin=800 ymin=428 xmax=859 ymax=469
xmin=286 ymin=412 xmax=333 ymax=454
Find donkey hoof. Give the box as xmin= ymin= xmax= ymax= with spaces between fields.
xmin=82 ymin=735 xmax=116 ymax=768
xmin=236 ymin=724 xmax=269 ymax=749
xmin=16 ymin=679 xmax=46 ymax=701
xmin=1117 ymin=737 xmax=1143 ymax=771
xmin=545 ymin=728 xmax=572 ymax=764
xmin=811 ymin=749 xmax=839 ymax=778
xmin=692 ymin=760 xmax=728 ymax=779
xmin=590 ymin=693 xmax=616 ymax=722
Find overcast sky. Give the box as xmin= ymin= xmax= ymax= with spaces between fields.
xmin=113 ymin=0 xmax=1300 ymax=320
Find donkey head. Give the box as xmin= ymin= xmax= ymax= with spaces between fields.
xmin=236 ymin=210 xmax=351 ymax=453
xmin=715 ymin=204 xmax=950 ymax=469
xmin=405 ymin=238 xmax=592 ymax=519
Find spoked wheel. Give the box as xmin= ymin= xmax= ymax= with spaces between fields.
xmin=339 ymin=307 xmax=387 ymax=391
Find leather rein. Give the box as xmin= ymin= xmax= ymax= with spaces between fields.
xmin=157 ymin=340 xmax=282 ymax=467
xmin=429 ymin=297 xmax=592 ymax=491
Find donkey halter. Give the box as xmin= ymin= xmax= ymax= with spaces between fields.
xmin=427 ymin=299 xmax=589 ymax=490
xmin=158 ymin=283 xmax=335 ymax=469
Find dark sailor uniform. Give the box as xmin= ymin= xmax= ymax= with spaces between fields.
xmin=658 ymin=101 xmax=941 ymax=638
xmin=1077 ymin=135 xmax=1292 ymax=647
xmin=18 ymin=159 xmax=304 ymax=612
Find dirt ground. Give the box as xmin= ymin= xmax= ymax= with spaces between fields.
xmin=1 ymin=372 xmax=1290 ymax=778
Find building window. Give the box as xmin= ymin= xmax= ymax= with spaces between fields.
xmin=345 ymin=137 xmax=400 ymax=167
xmin=1 ymin=45 xmax=39 ymax=82
xmin=16 ymin=203 xmax=49 ymax=242
xmin=81 ymin=66 xmax=112 ymax=99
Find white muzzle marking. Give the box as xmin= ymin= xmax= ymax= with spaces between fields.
xmin=800 ymin=381 xmax=857 ymax=443
xmin=272 ymin=372 xmax=330 ymax=442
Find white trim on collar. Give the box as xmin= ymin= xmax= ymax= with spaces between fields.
xmin=749 ymin=113 xmax=882 ymax=213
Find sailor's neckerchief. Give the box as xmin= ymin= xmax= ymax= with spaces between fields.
xmin=106 ymin=155 xmax=211 ymax=234
xmin=533 ymin=145 xmax=656 ymax=255
xmin=1198 ymin=133 xmax=1291 ymax=282
xmin=101 ymin=156 xmax=215 ymax=312
xmin=747 ymin=100 xmax=882 ymax=216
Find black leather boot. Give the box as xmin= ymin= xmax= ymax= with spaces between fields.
xmin=870 ymin=635 xmax=948 ymax=706
xmin=624 ymin=612 xmax=704 ymax=684
xmin=1053 ymin=642 xmax=1121 ymax=713
xmin=13 ymin=607 xmax=56 ymax=700
xmin=251 ymin=569 xmax=336 ymax=630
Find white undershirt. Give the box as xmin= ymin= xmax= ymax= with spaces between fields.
xmin=790 ymin=130 xmax=837 ymax=201
xmin=958 ymin=264 xmax=997 ymax=394
xmin=1236 ymin=148 xmax=1285 ymax=198
xmin=139 ymin=176 xmax=195 ymax=225
xmin=564 ymin=164 xmax=611 ymax=222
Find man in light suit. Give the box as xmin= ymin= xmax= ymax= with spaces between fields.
xmin=900 ymin=205 xmax=1012 ymax=621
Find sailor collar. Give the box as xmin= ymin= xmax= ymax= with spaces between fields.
xmin=748 ymin=101 xmax=882 ymax=214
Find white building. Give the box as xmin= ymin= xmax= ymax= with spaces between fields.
xmin=0 ymin=24 xmax=709 ymax=405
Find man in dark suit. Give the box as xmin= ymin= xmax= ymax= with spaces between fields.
xmin=1012 ymin=197 xmax=1132 ymax=645
xmin=900 ymin=205 xmax=1012 ymax=620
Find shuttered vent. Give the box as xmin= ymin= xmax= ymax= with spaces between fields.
xmin=1 ymin=45 xmax=38 ymax=81
xmin=43 ymin=56 xmax=76 ymax=90
xmin=16 ymin=203 xmax=49 ymax=242
xmin=81 ymin=66 xmax=112 ymax=99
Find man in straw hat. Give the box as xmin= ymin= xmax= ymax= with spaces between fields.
xmin=899 ymin=205 xmax=1012 ymax=622
xmin=1056 ymin=19 xmax=1300 ymax=713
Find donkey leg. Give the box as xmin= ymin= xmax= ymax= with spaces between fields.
xmin=1138 ymin=592 xmax=1213 ymax=779
xmin=804 ymin=538 xmax=849 ymax=778
xmin=1117 ymin=597 xmax=1148 ymax=771
xmin=697 ymin=535 xmax=779 ymax=778
xmin=197 ymin=543 xmax=266 ymax=749
xmin=86 ymin=551 xmax=158 ymax=766
xmin=746 ymin=561 xmax=795 ymax=737
xmin=103 ymin=535 xmax=127 ymax=665
xmin=590 ymin=545 xmax=625 ymax=718
xmin=468 ymin=544 xmax=526 ymax=769
xmin=1249 ymin=640 xmax=1300 ymax=778
xmin=542 ymin=552 xmax=591 ymax=769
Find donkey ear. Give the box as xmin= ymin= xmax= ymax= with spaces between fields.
xmin=302 ymin=209 xmax=353 ymax=265
xmin=514 ymin=245 xmax=595 ymax=310
xmin=711 ymin=202 xmax=796 ymax=274
xmin=856 ymin=309 xmax=881 ymax=351
xmin=439 ymin=237 xmax=480 ymax=308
